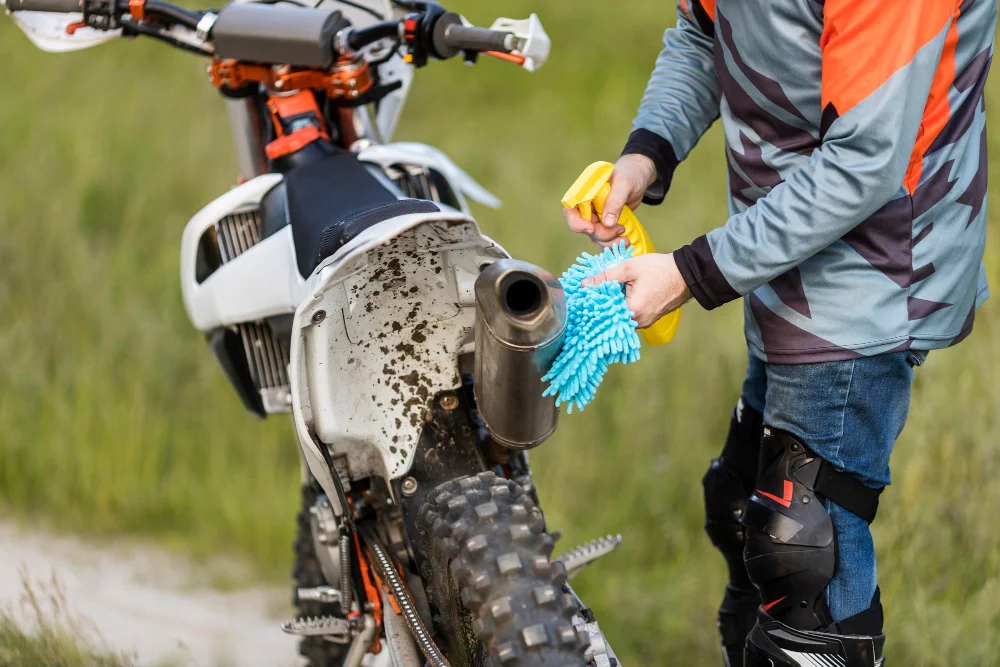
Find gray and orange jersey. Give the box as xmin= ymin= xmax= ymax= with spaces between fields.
xmin=623 ymin=0 xmax=995 ymax=363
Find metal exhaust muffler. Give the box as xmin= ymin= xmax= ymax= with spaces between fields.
xmin=474 ymin=260 xmax=567 ymax=450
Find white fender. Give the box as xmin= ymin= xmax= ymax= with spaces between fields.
xmin=290 ymin=210 xmax=509 ymax=496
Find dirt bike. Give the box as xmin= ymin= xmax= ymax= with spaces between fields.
xmin=6 ymin=0 xmax=623 ymax=664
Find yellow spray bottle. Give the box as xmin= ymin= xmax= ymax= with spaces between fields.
xmin=561 ymin=161 xmax=681 ymax=346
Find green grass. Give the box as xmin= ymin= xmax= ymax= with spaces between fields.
xmin=1 ymin=2 xmax=999 ymax=665
xmin=0 ymin=574 xmax=134 ymax=667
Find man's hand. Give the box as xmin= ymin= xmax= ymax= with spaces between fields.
xmin=582 ymin=253 xmax=691 ymax=328
xmin=562 ymin=154 xmax=658 ymax=248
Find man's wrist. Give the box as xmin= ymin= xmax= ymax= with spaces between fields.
xmin=673 ymin=236 xmax=741 ymax=310
xmin=621 ymin=128 xmax=680 ymax=206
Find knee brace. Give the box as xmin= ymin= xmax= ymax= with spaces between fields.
xmin=740 ymin=429 xmax=883 ymax=631
xmin=703 ymin=398 xmax=763 ymax=590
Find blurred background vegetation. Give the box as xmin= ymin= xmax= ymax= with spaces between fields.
xmin=1 ymin=0 xmax=999 ymax=665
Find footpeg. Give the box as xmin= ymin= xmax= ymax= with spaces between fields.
xmin=280 ymin=614 xmax=351 ymax=642
xmin=296 ymin=585 xmax=343 ymax=605
xmin=557 ymin=534 xmax=622 ymax=580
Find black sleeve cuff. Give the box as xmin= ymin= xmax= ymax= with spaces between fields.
xmin=673 ymin=235 xmax=741 ymax=310
xmin=621 ymin=128 xmax=680 ymax=206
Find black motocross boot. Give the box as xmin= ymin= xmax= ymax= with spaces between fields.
xmin=745 ymin=600 xmax=885 ymax=667
xmin=703 ymin=398 xmax=764 ymax=666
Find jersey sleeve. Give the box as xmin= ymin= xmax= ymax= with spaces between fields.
xmin=622 ymin=0 xmax=720 ymax=205
xmin=673 ymin=0 xmax=957 ymax=309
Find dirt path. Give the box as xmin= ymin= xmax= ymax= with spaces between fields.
xmin=0 ymin=520 xmax=302 ymax=667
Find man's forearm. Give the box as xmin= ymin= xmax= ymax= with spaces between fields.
xmin=622 ymin=2 xmax=720 ymax=205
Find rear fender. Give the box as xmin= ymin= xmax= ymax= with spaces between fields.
xmin=290 ymin=210 xmax=508 ymax=506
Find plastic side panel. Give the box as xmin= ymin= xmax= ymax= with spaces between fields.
xmin=180 ymin=174 xmax=305 ymax=331
xmin=189 ymin=226 xmax=304 ymax=330
xmin=290 ymin=212 xmax=508 ymax=488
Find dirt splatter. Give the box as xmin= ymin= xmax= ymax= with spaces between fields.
xmin=383 ymin=364 xmax=396 ymax=376
xmin=394 ymin=342 xmax=415 ymax=356
xmin=395 ymin=418 xmax=401 ymax=429
xmin=392 ymin=322 xmax=403 ymax=333
xmin=400 ymin=371 xmax=420 ymax=387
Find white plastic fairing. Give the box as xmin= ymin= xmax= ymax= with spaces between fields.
xmin=10 ymin=11 xmax=121 ymax=51
xmin=180 ymin=173 xmax=308 ymax=331
xmin=290 ymin=211 xmax=508 ymax=490
xmin=358 ymin=142 xmax=501 ymax=212
xmin=372 ymin=53 xmax=414 ymax=143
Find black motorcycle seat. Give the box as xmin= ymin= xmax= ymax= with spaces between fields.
xmin=283 ymin=151 xmax=439 ymax=277
xmin=312 ymin=198 xmax=441 ymax=271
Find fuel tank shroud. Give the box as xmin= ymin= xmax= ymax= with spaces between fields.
xmin=473 ymin=260 xmax=567 ymax=450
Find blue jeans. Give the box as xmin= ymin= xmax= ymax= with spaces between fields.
xmin=741 ymin=349 xmax=925 ymax=622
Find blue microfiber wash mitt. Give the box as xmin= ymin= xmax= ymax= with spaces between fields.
xmin=541 ymin=240 xmax=642 ymax=413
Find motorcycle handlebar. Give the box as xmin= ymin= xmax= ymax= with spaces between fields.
xmin=345 ymin=20 xmax=400 ymax=51
xmin=4 ymin=0 xmax=201 ymax=30
xmin=345 ymin=12 xmax=515 ymax=63
xmin=6 ymin=0 xmax=522 ymax=70
xmin=5 ymin=0 xmax=83 ymax=11
xmin=437 ymin=24 xmax=512 ymax=54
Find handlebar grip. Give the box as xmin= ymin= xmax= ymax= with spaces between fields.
xmin=440 ymin=24 xmax=512 ymax=53
xmin=5 ymin=0 xmax=84 ymax=11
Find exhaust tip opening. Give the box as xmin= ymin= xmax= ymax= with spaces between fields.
xmin=500 ymin=273 xmax=545 ymax=319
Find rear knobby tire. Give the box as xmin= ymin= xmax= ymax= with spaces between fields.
xmin=294 ymin=483 xmax=348 ymax=667
xmin=418 ymin=471 xmax=590 ymax=666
